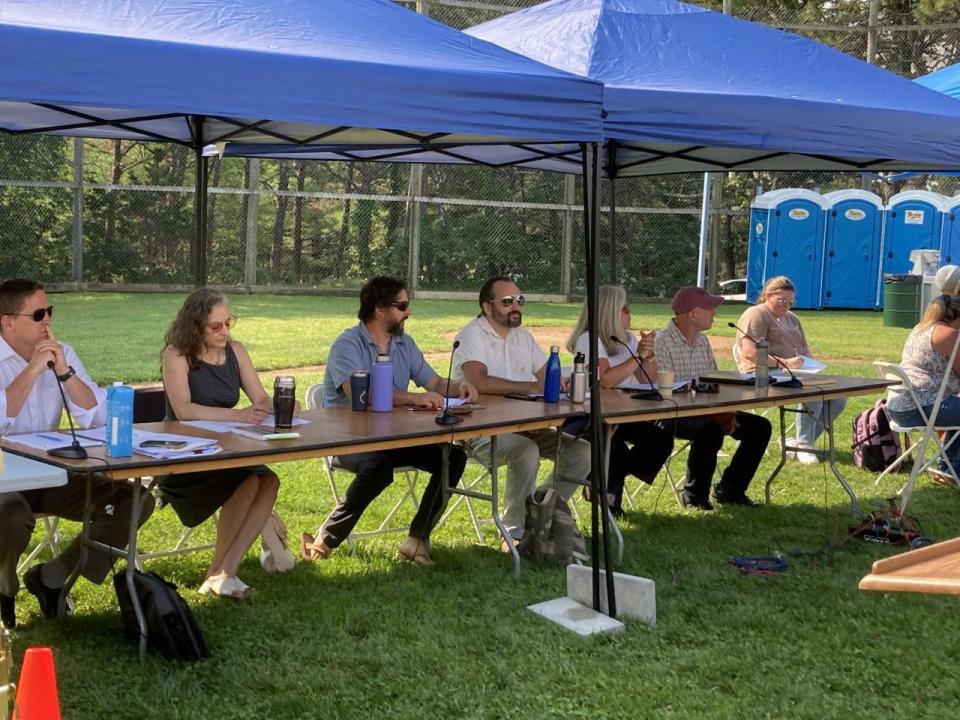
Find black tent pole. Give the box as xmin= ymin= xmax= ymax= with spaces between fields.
xmin=607 ymin=140 xmax=618 ymax=284
xmin=191 ymin=115 xmax=209 ymax=288
xmin=581 ymin=141 xmax=616 ymax=617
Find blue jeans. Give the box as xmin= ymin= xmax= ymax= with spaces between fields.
xmin=796 ymin=398 xmax=847 ymax=446
xmin=888 ymin=396 xmax=960 ymax=473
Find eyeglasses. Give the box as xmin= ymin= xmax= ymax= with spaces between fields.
xmin=4 ymin=306 xmax=53 ymax=322
xmin=773 ymin=297 xmax=795 ymax=307
xmin=492 ymin=295 xmax=525 ymax=307
xmin=390 ymin=301 xmax=410 ymax=312
xmin=206 ymin=316 xmax=236 ymax=333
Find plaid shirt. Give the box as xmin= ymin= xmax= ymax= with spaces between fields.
xmin=655 ymin=319 xmax=717 ymax=382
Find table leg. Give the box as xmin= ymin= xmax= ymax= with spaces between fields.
xmin=125 ymin=480 xmax=149 ymax=661
xmin=825 ymin=399 xmax=859 ymax=515
xmin=59 ymin=471 xmax=93 ymax=618
xmin=602 ymin=427 xmax=623 ymax=563
xmin=764 ymin=407 xmax=789 ymax=504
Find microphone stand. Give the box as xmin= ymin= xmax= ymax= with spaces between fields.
xmin=727 ymin=322 xmax=803 ymax=388
xmin=435 ymin=340 xmax=463 ymax=426
xmin=46 ymin=361 xmax=88 ymax=459
xmin=611 ymin=335 xmax=663 ymax=401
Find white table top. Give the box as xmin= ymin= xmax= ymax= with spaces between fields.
xmin=0 ymin=450 xmax=68 ymax=493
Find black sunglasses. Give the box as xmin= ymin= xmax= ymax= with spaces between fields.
xmin=491 ymin=295 xmax=525 ymax=307
xmin=390 ymin=301 xmax=411 ymax=312
xmin=5 ymin=306 xmax=53 ymax=322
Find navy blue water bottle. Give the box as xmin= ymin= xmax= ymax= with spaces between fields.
xmin=544 ymin=345 xmax=561 ymax=403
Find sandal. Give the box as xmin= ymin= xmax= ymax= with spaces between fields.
xmin=199 ymin=574 xmax=256 ymax=600
xmin=299 ymin=531 xmax=331 ymax=561
xmin=398 ymin=537 xmax=433 ymax=567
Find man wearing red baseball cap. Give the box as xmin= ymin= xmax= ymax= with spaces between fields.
xmin=654 ymin=286 xmax=771 ymax=510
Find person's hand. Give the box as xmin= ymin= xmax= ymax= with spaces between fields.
xmin=236 ymin=405 xmax=271 ymax=424
xmin=783 ymin=356 xmax=804 ymax=370
xmin=458 ymin=382 xmax=479 ymax=403
xmin=30 ymin=331 xmax=65 ymax=375
xmin=711 ymin=412 xmax=737 ymax=434
xmin=637 ymin=330 xmax=656 ymax=357
xmin=409 ymin=391 xmax=445 ymax=409
xmin=560 ymin=376 xmax=572 ymax=393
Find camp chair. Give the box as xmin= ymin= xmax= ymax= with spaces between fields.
xmin=16 ymin=516 xmax=62 ymax=575
xmin=873 ymin=361 xmax=960 ymax=506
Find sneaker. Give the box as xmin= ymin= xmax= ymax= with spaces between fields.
xmin=0 ymin=594 xmax=14 ymax=630
xmin=23 ymin=566 xmax=68 ymax=620
xmin=711 ymin=484 xmax=760 ymax=507
xmin=792 ymin=442 xmax=820 ymax=465
xmin=681 ymin=495 xmax=714 ymax=512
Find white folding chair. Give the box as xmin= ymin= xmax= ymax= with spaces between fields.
xmin=306 ymin=383 xmax=421 ymax=550
xmin=872 ymin=361 xmax=960 ymax=505
xmin=17 ymin=516 xmax=62 ymax=575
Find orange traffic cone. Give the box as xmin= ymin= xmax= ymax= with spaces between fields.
xmin=13 ymin=647 xmax=60 ymax=720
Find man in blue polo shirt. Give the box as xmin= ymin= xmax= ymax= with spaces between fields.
xmin=301 ymin=276 xmax=476 ymax=567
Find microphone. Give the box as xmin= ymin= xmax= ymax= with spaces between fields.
xmin=435 ymin=340 xmax=463 ymax=426
xmin=610 ymin=335 xmax=663 ymax=401
xmin=727 ymin=322 xmax=803 ymax=388
xmin=46 ymin=360 xmax=88 ymax=459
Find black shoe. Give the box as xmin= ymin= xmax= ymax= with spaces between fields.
xmin=711 ymin=485 xmax=760 ymax=508
xmin=0 ymin=593 xmax=14 ymax=630
xmin=23 ymin=566 xmax=65 ymax=620
xmin=681 ymin=495 xmax=714 ymax=511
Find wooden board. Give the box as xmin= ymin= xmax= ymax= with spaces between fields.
xmin=859 ymin=537 xmax=960 ymax=595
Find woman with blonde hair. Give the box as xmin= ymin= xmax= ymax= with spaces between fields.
xmin=734 ymin=276 xmax=845 ymax=464
xmin=566 ymin=285 xmax=673 ymax=515
xmin=887 ymin=294 xmax=960 ymax=480
xmin=161 ymin=288 xmax=287 ymax=599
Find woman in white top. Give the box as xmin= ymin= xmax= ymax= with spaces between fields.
xmin=734 ymin=275 xmax=845 ymax=464
xmin=566 ymin=285 xmax=674 ymax=515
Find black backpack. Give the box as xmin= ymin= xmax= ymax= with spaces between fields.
xmin=517 ymin=487 xmax=590 ymax=565
xmin=114 ymin=568 xmax=210 ymax=661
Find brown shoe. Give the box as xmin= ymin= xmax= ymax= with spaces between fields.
xmin=499 ymin=537 xmax=520 ymax=554
xmin=299 ymin=531 xmax=331 ymax=561
xmin=398 ymin=537 xmax=433 ymax=567
xmin=927 ymin=468 xmax=959 ymax=488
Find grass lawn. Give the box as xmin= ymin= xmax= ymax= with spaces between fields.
xmin=8 ymin=293 xmax=960 ymax=719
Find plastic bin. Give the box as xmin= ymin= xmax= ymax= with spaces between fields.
xmin=883 ymin=274 xmax=922 ymax=328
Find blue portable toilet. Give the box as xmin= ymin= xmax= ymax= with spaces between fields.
xmin=939 ymin=195 xmax=960 ymax=266
xmin=882 ymin=191 xmax=949 ymax=277
xmin=821 ymin=190 xmax=884 ymax=309
xmin=747 ymin=189 xmax=827 ymax=309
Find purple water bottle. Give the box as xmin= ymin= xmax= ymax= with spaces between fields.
xmin=370 ymin=353 xmax=394 ymax=412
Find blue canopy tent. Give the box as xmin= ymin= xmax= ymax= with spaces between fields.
xmin=0 ymin=0 xmax=605 ymax=282
xmin=461 ymin=0 xmax=960 ymax=286
xmin=917 ymin=63 xmax=960 ymax=99
xmin=0 ymin=0 xmax=625 ymax=609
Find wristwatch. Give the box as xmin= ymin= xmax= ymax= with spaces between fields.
xmin=56 ymin=366 xmax=76 ymax=382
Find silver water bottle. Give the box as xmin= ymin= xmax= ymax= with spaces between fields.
xmin=755 ymin=339 xmax=769 ymax=390
xmin=571 ymin=352 xmax=587 ymax=403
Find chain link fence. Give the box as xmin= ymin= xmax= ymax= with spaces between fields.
xmin=2 ymin=1 xmax=960 ymax=297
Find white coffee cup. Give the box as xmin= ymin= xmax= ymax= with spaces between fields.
xmin=657 ymin=369 xmax=674 ymax=397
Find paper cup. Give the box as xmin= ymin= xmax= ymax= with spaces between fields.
xmin=657 ymin=370 xmax=674 ymax=397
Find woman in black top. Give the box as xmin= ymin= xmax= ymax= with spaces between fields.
xmin=161 ymin=288 xmax=282 ymax=599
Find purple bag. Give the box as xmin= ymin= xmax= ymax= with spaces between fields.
xmin=851 ymin=399 xmax=902 ymax=472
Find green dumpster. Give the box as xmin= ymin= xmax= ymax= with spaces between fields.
xmin=883 ymin=274 xmax=921 ymax=328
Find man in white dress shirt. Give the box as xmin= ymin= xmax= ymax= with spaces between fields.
xmin=453 ymin=277 xmax=590 ymax=545
xmin=0 ymin=279 xmax=153 ymax=629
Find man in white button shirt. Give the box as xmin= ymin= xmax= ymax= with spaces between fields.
xmin=0 ymin=279 xmax=153 ymax=630
xmin=454 ymin=277 xmax=590 ymax=546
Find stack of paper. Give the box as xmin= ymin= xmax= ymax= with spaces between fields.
xmin=77 ymin=427 xmax=221 ymax=459
xmin=4 ymin=431 xmax=102 ymax=452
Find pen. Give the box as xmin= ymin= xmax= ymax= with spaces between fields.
xmin=38 ymin=433 xmax=65 ymax=442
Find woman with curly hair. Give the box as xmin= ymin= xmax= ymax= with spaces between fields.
xmin=161 ymin=288 xmax=284 ymax=599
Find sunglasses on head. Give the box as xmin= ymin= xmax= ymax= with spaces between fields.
xmin=492 ymin=295 xmax=525 ymax=307
xmin=390 ymin=301 xmax=410 ymax=312
xmin=206 ymin=316 xmax=236 ymax=333
xmin=5 ymin=306 xmax=53 ymax=322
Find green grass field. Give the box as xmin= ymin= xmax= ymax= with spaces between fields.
xmin=7 ymin=292 xmax=960 ymax=720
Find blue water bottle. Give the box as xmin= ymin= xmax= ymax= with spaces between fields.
xmin=370 ymin=353 xmax=394 ymax=413
xmin=544 ymin=345 xmax=561 ymax=403
xmin=106 ymin=381 xmax=134 ymax=457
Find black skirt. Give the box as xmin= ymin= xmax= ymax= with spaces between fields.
xmin=158 ymin=464 xmax=271 ymax=528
